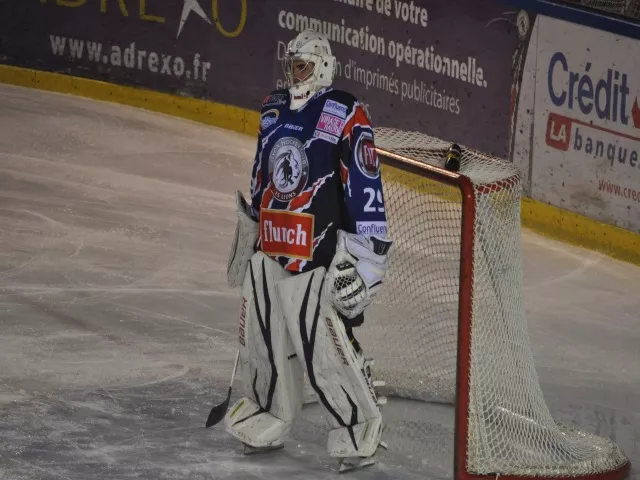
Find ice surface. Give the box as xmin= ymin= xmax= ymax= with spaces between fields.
xmin=0 ymin=84 xmax=637 ymax=479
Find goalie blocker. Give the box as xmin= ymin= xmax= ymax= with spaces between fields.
xmin=224 ymin=230 xmax=392 ymax=470
xmin=226 ymin=190 xmax=259 ymax=289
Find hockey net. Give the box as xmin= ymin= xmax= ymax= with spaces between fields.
xmin=359 ymin=127 xmax=631 ymax=479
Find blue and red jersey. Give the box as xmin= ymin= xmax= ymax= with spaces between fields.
xmin=249 ymin=87 xmax=388 ymax=273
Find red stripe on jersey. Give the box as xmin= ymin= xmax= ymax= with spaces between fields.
xmin=289 ymin=172 xmax=333 ymax=212
xmin=343 ymin=105 xmax=371 ymax=142
xmin=261 ymin=184 xmax=275 ymax=210
xmin=340 ymin=160 xmax=349 ymax=187
xmin=285 ymin=259 xmax=304 ymax=272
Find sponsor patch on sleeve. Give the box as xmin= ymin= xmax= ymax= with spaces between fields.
xmin=316 ymin=112 xmax=345 ymax=137
xmin=313 ymin=130 xmax=340 ymax=144
xmin=322 ymin=99 xmax=348 ymax=119
xmin=355 ymin=132 xmax=380 ymax=179
xmin=260 ymin=109 xmax=279 ymax=131
xmin=356 ymin=221 xmax=388 ymax=238
xmin=263 ymin=93 xmax=288 ymax=107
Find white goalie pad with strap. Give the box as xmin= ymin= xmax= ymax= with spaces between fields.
xmin=224 ymin=251 xmax=304 ymax=449
xmin=276 ymin=268 xmax=383 ymax=458
xmin=226 ymin=190 xmax=259 ymax=289
xmin=325 ymin=230 xmax=393 ymax=319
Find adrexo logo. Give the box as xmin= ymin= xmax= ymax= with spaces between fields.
xmin=40 ymin=0 xmax=247 ymax=39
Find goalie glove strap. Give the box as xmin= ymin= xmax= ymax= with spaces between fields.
xmin=370 ymin=236 xmax=392 ymax=256
xmin=344 ymin=233 xmax=392 ymax=289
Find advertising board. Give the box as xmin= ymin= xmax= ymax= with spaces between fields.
xmin=531 ymin=15 xmax=640 ymax=232
xmin=0 ymin=0 xmax=523 ymax=158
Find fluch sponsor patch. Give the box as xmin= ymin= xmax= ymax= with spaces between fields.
xmin=260 ymin=209 xmax=314 ymax=260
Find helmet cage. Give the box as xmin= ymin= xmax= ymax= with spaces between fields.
xmin=282 ymin=52 xmax=320 ymax=89
xmin=281 ymin=31 xmax=337 ymax=108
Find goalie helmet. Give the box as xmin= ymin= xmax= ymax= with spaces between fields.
xmin=282 ymin=30 xmax=337 ymax=110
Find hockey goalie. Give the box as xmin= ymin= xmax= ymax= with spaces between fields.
xmin=223 ymin=29 xmax=393 ymax=472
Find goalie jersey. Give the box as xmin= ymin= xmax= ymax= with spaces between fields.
xmin=250 ymin=87 xmax=388 ymax=273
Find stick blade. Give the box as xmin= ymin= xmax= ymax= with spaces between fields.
xmin=205 ymin=387 xmax=231 ymax=428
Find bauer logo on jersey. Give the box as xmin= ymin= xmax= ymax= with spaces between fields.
xmin=323 ymin=99 xmax=348 ymax=119
xmin=355 ymin=132 xmax=380 ymax=178
xmin=260 ymin=109 xmax=279 ymax=131
xmin=260 ymin=209 xmax=314 ymax=260
xmin=268 ymin=137 xmax=310 ymax=202
xmin=316 ymin=112 xmax=345 ymax=137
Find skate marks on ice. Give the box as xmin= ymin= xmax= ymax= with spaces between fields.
xmin=0 ymin=376 xmax=436 ymax=480
xmin=0 ymin=85 xmax=433 ymax=479
xmin=0 ymin=84 xmax=638 ymax=478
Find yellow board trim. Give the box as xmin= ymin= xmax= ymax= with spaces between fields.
xmin=521 ymin=197 xmax=640 ymax=266
xmin=1 ymin=64 xmax=638 ymax=267
xmin=0 ymin=65 xmax=261 ymax=136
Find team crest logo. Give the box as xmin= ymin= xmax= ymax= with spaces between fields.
xmin=355 ymin=132 xmax=380 ymax=179
xmin=268 ymin=137 xmax=310 ymax=201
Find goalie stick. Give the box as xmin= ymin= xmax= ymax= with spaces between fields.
xmin=205 ymin=350 xmax=240 ymax=428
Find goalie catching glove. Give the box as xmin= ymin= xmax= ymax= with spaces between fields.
xmin=325 ymin=230 xmax=393 ymax=319
xmin=226 ymin=190 xmax=259 ymax=289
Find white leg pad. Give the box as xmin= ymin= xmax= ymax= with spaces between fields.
xmin=225 ymin=251 xmax=304 ymax=447
xmin=328 ymin=415 xmax=383 ymax=458
xmin=276 ymin=268 xmax=382 ymax=458
xmin=224 ymin=396 xmax=290 ymax=449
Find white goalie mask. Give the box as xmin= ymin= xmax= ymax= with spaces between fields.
xmin=282 ymin=30 xmax=336 ymax=110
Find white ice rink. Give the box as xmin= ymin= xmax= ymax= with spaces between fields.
xmin=0 ymin=84 xmax=638 ymax=479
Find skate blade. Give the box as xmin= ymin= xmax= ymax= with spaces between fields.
xmin=337 ymin=435 xmax=387 ymax=473
xmin=243 ymin=444 xmax=284 ymax=456
xmin=338 ymin=456 xmax=376 ymax=473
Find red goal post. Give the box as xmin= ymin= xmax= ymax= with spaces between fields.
xmin=360 ymin=127 xmax=631 ymax=480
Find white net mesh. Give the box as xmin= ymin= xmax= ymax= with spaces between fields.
xmin=359 ymin=127 xmax=630 ymax=477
